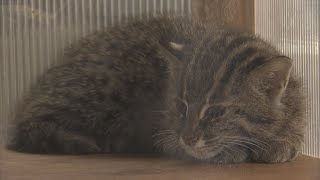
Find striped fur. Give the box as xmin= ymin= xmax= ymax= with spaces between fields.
xmin=7 ymin=16 xmax=305 ymax=164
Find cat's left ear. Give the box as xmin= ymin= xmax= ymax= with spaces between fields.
xmin=251 ymin=57 xmax=293 ymax=103
xmin=157 ymin=41 xmax=186 ymax=64
xmin=169 ymin=42 xmax=185 ymax=51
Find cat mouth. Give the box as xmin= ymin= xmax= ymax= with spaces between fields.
xmin=179 ymin=137 xmax=223 ymax=160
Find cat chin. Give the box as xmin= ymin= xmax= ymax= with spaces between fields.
xmin=179 ymin=137 xmax=223 ymax=160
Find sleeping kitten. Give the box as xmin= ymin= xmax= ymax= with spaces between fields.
xmin=7 ymin=16 xmax=305 ymax=164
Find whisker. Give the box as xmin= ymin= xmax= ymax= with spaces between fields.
xmin=219 ymin=145 xmax=235 ymax=161
xmin=154 ymin=135 xmax=176 ymax=147
xmin=154 ymin=129 xmax=173 ymax=133
xmin=152 ymin=131 xmax=174 ymax=137
xmin=222 ymin=136 xmax=271 ymax=155
xmin=255 ymin=126 xmax=274 ymax=136
xmin=154 ymin=136 xmax=173 ymax=147
xmin=154 ymin=129 xmax=179 ymax=154
xmin=198 ymin=145 xmax=217 ymax=151
xmin=222 ymin=138 xmax=262 ymax=150
xmin=222 ymin=140 xmax=258 ymax=156
xmin=168 ymin=140 xmax=179 ymax=153
xmin=223 ymin=136 xmax=270 ymax=149
xmin=203 ymin=137 xmax=220 ymax=144
xmin=237 ymin=137 xmax=270 ymax=147
xmin=151 ymin=110 xmax=169 ymax=114
xmin=219 ymin=142 xmax=247 ymax=156
xmin=204 ymin=143 xmax=238 ymax=161
xmin=236 ymin=137 xmax=270 ymax=148
xmin=163 ymin=137 xmax=178 ymax=153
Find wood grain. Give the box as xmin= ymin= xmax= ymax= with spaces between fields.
xmin=192 ymin=0 xmax=255 ymax=33
xmin=1 ymin=148 xmax=320 ymax=180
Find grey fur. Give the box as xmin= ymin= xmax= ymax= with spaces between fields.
xmin=7 ymin=16 xmax=305 ymax=164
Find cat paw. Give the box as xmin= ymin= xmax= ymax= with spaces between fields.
xmin=208 ymin=150 xmax=249 ymax=164
xmin=56 ymin=131 xmax=101 ymax=154
xmin=252 ymin=145 xmax=300 ymax=163
xmin=7 ymin=120 xmax=101 ymax=154
xmin=269 ymin=147 xmax=299 ymax=163
xmin=61 ymin=139 xmax=101 ymax=154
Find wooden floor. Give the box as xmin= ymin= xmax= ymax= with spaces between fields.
xmin=1 ymin=148 xmax=320 ymax=180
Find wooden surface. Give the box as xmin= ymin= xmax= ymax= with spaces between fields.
xmin=1 ymin=148 xmax=320 ymax=180
xmin=192 ymin=0 xmax=255 ymax=33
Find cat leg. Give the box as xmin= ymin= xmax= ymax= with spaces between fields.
xmin=99 ymin=120 xmax=137 ymax=153
xmin=7 ymin=119 xmax=101 ymax=154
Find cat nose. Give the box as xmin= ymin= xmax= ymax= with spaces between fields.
xmin=182 ymin=135 xmax=200 ymax=146
xmin=181 ymin=125 xmax=203 ymax=146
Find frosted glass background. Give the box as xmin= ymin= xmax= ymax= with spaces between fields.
xmin=255 ymin=0 xmax=320 ymax=158
xmin=0 ymin=0 xmax=191 ymax=144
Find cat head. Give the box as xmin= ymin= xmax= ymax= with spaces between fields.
xmin=155 ymin=38 xmax=302 ymax=163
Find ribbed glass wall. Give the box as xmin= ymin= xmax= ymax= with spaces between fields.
xmin=255 ymin=0 xmax=320 ymax=158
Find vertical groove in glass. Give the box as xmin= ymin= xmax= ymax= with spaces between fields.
xmin=74 ymin=0 xmax=80 ymax=37
xmin=146 ymin=0 xmax=149 ymax=17
xmin=256 ymin=0 xmax=320 ymax=158
xmin=37 ymin=0 xmax=43 ymax=75
xmin=97 ymin=0 xmax=101 ymax=30
xmin=138 ymin=0 xmax=142 ymax=18
xmin=15 ymin=0 xmax=23 ymax=99
xmin=81 ymin=0 xmax=86 ymax=36
xmin=117 ymin=0 xmax=121 ymax=24
xmin=110 ymin=0 xmax=114 ymax=26
xmin=125 ymin=0 xmax=129 ymax=22
xmin=174 ymin=0 xmax=178 ymax=12
xmin=67 ymin=0 xmax=72 ymax=44
xmin=45 ymin=0 xmax=51 ymax=69
xmin=1 ymin=0 xmax=7 ymax=144
xmin=52 ymin=0 xmax=58 ymax=65
xmin=103 ymin=0 xmax=107 ymax=27
xmin=89 ymin=0 xmax=94 ymax=32
xmin=131 ymin=0 xmax=135 ymax=18
xmin=160 ymin=0 xmax=163 ymax=14
xmin=153 ymin=0 xmax=156 ymax=16
xmin=9 ymin=0 xmax=16 ymax=126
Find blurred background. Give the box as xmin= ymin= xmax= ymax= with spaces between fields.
xmin=0 ymin=0 xmax=319 ymax=158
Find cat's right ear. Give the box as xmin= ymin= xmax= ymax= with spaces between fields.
xmin=250 ymin=57 xmax=293 ymax=104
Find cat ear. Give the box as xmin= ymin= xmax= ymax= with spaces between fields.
xmin=169 ymin=42 xmax=185 ymax=51
xmin=252 ymin=57 xmax=293 ymax=103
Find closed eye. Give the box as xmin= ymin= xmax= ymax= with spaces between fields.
xmin=175 ymin=97 xmax=188 ymax=119
xmin=205 ymin=105 xmax=225 ymax=118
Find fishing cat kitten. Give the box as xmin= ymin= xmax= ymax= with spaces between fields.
xmin=7 ymin=16 xmax=305 ymax=164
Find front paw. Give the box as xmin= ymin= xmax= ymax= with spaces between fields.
xmin=56 ymin=131 xmax=101 ymax=154
xmin=60 ymin=137 xmax=101 ymax=154
xmin=209 ymin=150 xmax=249 ymax=164
xmin=252 ymin=143 xmax=300 ymax=163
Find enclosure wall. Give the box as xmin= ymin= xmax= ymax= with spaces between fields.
xmin=255 ymin=0 xmax=320 ymax=158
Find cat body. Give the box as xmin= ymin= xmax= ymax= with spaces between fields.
xmin=7 ymin=17 xmax=305 ymax=164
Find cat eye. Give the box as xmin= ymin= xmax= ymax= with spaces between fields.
xmin=205 ymin=105 xmax=225 ymax=118
xmin=234 ymin=108 xmax=246 ymax=116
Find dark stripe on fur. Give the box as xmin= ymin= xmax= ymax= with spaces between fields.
xmin=209 ymin=46 xmax=259 ymax=102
